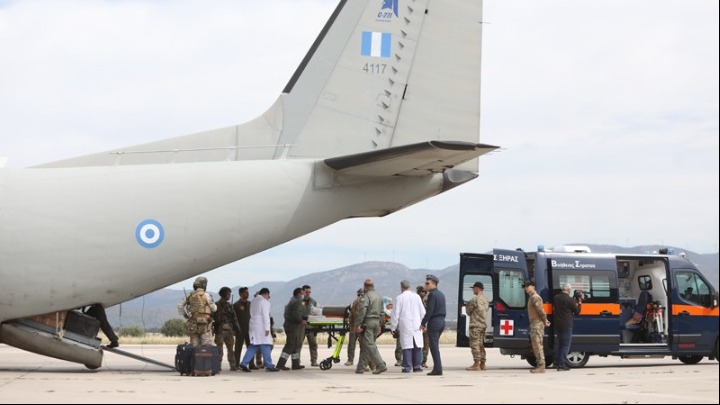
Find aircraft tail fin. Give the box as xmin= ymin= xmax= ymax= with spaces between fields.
xmin=37 ymin=0 xmax=485 ymax=169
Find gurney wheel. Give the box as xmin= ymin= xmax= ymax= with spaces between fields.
xmin=319 ymin=359 xmax=332 ymax=370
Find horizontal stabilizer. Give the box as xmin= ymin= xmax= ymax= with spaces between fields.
xmin=324 ymin=141 xmax=498 ymax=177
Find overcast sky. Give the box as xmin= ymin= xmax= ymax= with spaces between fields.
xmin=1 ymin=0 xmax=717 ymax=289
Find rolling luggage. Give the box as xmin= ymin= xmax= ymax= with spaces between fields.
xmin=193 ymin=345 xmax=220 ymax=376
xmin=175 ymin=343 xmax=194 ymax=376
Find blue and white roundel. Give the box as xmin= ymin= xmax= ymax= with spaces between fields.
xmin=135 ymin=219 xmax=164 ymax=248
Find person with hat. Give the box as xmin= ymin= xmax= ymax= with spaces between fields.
xmin=523 ymin=280 xmax=551 ymax=373
xmin=420 ymin=274 xmax=446 ymax=376
xmin=465 ymin=281 xmax=489 ymax=371
xmin=177 ymin=276 xmax=217 ymax=347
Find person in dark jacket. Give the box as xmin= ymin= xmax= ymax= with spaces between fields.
xmin=552 ymin=282 xmax=582 ymax=370
xmin=420 ymin=274 xmax=446 ymax=376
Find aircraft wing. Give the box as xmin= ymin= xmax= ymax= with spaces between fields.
xmin=324 ymin=141 xmax=498 ymax=177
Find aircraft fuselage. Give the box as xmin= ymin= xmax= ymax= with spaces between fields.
xmin=0 ymin=160 xmax=444 ymax=321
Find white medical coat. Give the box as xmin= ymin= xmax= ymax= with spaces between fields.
xmin=390 ymin=290 xmax=426 ymax=350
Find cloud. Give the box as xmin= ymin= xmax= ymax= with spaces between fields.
xmin=1 ymin=1 xmax=717 ymax=289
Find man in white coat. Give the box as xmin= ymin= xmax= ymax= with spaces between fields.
xmin=390 ymin=280 xmax=426 ymax=373
xmin=238 ymin=288 xmax=279 ymax=372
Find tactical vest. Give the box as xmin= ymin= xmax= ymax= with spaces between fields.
xmin=187 ymin=290 xmax=211 ymax=319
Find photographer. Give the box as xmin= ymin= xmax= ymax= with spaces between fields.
xmin=552 ymin=283 xmax=582 ymax=371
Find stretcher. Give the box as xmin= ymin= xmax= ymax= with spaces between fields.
xmin=305 ymin=305 xmax=351 ymax=370
xmin=306 ymin=300 xmax=393 ymax=371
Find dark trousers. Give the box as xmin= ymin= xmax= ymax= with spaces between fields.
xmin=553 ymin=327 xmax=573 ymax=368
xmin=234 ymin=332 xmax=251 ymax=367
xmin=84 ymin=304 xmax=118 ymax=343
xmin=427 ymin=318 xmax=445 ymax=373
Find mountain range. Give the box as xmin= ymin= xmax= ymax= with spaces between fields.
xmin=105 ymin=244 xmax=719 ymax=331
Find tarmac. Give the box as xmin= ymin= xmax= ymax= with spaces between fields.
xmin=0 ymin=343 xmax=717 ymax=404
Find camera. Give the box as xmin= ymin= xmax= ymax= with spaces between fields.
xmin=573 ymin=290 xmax=584 ymax=302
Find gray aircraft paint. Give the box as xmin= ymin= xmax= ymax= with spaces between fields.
xmin=0 ymin=0 xmax=492 ymax=330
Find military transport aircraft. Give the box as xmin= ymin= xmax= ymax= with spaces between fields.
xmin=0 ymin=0 xmax=495 ymax=368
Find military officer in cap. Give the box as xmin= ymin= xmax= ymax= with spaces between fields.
xmin=465 ymin=281 xmax=488 ymax=371
xmin=524 ymin=280 xmax=550 ymax=373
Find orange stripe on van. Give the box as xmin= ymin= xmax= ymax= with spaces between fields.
xmin=543 ymin=303 xmax=620 ymax=315
xmin=671 ymin=304 xmax=719 ymax=317
xmin=578 ymin=303 xmax=620 ymax=316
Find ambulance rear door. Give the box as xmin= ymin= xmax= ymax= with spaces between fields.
xmin=492 ymin=249 xmax=530 ymax=351
xmin=457 ymin=252 xmax=495 ymax=347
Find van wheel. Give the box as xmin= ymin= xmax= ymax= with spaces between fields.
xmin=678 ymin=355 xmax=703 ymax=365
xmin=565 ymin=352 xmax=590 ymax=368
xmin=84 ymin=364 xmax=100 ymax=370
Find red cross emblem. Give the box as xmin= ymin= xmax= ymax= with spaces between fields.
xmin=499 ymin=319 xmax=514 ymax=336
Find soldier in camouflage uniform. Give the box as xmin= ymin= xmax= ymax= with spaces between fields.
xmin=214 ymin=286 xmax=240 ymax=371
xmin=344 ymin=288 xmax=364 ymax=366
xmin=524 ymin=280 xmax=551 ymax=373
xmin=177 ymin=277 xmax=217 ymax=347
xmin=354 ymin=279 xmax=387 ymax=375
xmin=465 ymin=281 xmax=489 ymax=371
xmin=301 ymin=285 xmax=319 ymax=366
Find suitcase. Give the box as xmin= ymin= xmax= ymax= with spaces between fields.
xmin=193 ymin=345 xmax=220 ymax=376
xmin=175 ymin=343 xmax=194 ymax=376
xmin=64 ymin=310 xmax=101 ymax=338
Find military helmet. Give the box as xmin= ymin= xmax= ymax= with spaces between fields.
xmin=193 ymin=276 xmax=208 ymax=290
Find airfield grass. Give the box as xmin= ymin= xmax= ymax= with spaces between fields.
xmin=104 ymin=330 xmax=459 ymax=346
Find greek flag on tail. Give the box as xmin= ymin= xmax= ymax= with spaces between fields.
xmin=361 ymin=31 xmax=391 ymax=58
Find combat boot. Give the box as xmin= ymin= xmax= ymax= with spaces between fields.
xmin=530 ymin=365 xmax=545 ymax=374
xmin=291 ymin=358 xmax=305 ymax=370
xmin=480 ymin=361 xmax=486 ymax=370
xmin=465 ymin=360 xmax=481 ymax=371
xmin=276 ymin=357 xmax=290 ymax=371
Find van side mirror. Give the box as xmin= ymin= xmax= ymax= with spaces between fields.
xmin=713 ymin=291 xmax=718 ymax=309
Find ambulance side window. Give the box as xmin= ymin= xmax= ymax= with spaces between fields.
xmin=497 ymin=269 xmax=525 ymax=308
xmin=553 ymin=271 xmax=617 ymax=303
xmin=676 ymin=272 xmax=712 ymax=307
